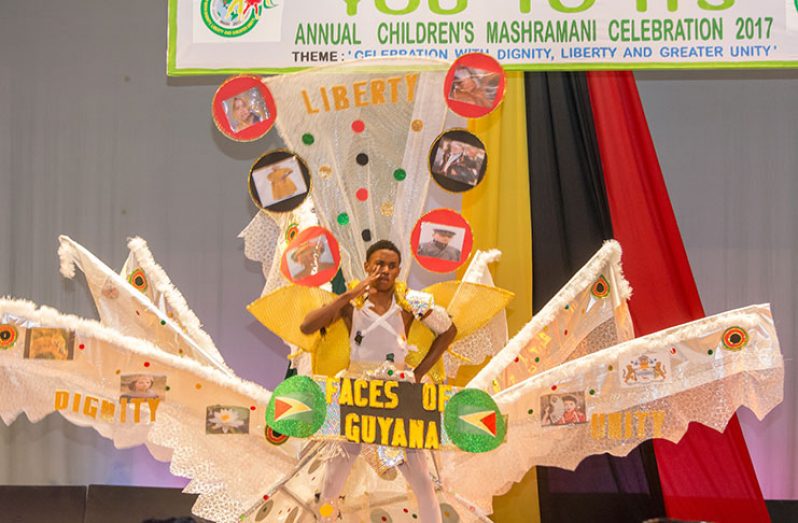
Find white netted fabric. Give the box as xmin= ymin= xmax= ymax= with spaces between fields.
xmin=0 ymin=299 xmax=302 ymax=523
xmin=264 ymin=58 xmax=451 ymax=281
xmin=239 ymin=199 xmax=319 ymax=297
xmin=58 ymin=236 xmax=231 ymax=374
xmin=468 ymin=240 xmax=634 ymax=392
xmin=441 ymin=304 xmax=783 ymax=514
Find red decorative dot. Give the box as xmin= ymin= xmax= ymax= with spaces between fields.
xmin=78 ymin=344 xmax=85 ymax=350
xmin=514 ymin=357 xmax=520 ymax=363
xmin=144 ymin=362 xmax=150 ymax=368
xmin=551 ymin=385 xmax=557 ymax=391
xmin=381 ymin=517 xmax=387 ymax=522
xmin=135 ymin=310 xmax=140 ymax=316
xmin=563 ymin=330 xmax=569 ymax=336
xmin=352 ymin=120 xmax=365 ymax=133
xmin=403 ymin=508 xmax=409 ymax=513
xmin=399 ymin=372 xmax=405 ymax=379
xmin=356 ymin=188 xmax=368 ymax=201
xmin=670 ymin=347 xmax=677 ymax=355
xmin=250 ymin=406 xmax=257 ymax=411
xmin=263 ymin=494 xmax=269 ymax=501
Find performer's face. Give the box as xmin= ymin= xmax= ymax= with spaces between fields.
xmin=365 ymin=249 xmax=400 ymax=292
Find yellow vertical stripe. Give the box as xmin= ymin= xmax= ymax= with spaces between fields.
xmin=456 ymin=72 xmax=540 ymax=523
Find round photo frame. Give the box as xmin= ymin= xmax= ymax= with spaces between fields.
xmin=280 ymin=226 xmax=341 ymax=287
xmin=444 ymin=53 xmax=506 ymax=119
xmin=212 ymin=75 xmax=277 ymax=142
xmin=248 ymin=150 xmax=312 ymax=214
xmin=411 ymin=208 xmax=474 ymax=273
xmin=428 ymin=128 xmax=488 ymax=193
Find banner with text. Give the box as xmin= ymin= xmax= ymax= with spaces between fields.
xmin=168 ymin=0 xmax=798 ymax=75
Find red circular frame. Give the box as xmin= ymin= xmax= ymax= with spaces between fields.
xmin=444 ymin=53 xmax=506 ymax=119
xmin=212 ymin=76 xmax=277 ymax=142
xmin=280 ymin=227 xmax=341 ymax=287
xmin=411 ymin=208 xmax=473 ymax=273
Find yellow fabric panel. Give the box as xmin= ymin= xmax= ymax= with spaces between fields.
xmin=457 ymin=71 xmax=539 ymax=523
xmin=423 ymin=281 xmax=514 ymax=340
xmin=247 ymin=285 xmax=337 ymax=351
xmin=311 ymin=319 xmax=351 ymax=377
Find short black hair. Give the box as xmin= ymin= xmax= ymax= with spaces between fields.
xmin=366 ymin=239 xmax=401 ymax=263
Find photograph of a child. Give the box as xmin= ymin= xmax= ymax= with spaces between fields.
xmin=447 ymin=65 xmax=501 ymax=109
xmin=119 ymin=374 xmax=167 ymax=401
xmin=24 ymin=328 xmax=75 ymax=361
xmin=206 ymin=405 xmax=251 ymax=435
xmin=431 ymin=137 xmax=486 ymax=187
xmin=541 ymin=392 xmax=588 ymax=427
xmin=285 ymin=234 xmax=335 ymax=281
xmin=416 ymin=223 xmax=465 ymax=262
xmin=251 ymin=156 xmax=308 ymax=209
xmin=223 ymin=87 xmax=270 ymax=133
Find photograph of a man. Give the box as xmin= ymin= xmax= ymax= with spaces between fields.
xmin=416 ymin=224 xmax=464 ymax=262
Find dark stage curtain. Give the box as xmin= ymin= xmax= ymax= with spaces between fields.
xmin=524 ymin=71 xmax=666 ymax=523
xmin=587 ymin=70 xmax=770 ymax=523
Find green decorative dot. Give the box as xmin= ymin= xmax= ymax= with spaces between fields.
xmin=160 ymin=320 xmax=166 ymax=325
xmin=302 ymin=133 xmax=314 ymax=145
xmin=337 ymin=213 xmax=350 ymax=225
xmin=165 ymin=386 xmax=171 ymax=392
xmin=564 ymin=304 xmax=570 ymax=310
xmin=527 ymin=409 xmax=534 ymax=415
xmin=589 ymin=389 xmax=596 ymax=395
xmin=393 ymin=168 xmax=407 ymax=181
xmin=707 ymin=349 xmax=714 ymax=355
xmin=534 ymin=357 xmax=540 ymax=363
xmin=387 ymin=370 xmax=394 ymax=376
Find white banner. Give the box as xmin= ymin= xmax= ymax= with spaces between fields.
xmin=168 ymin=0 xmax=798 ymax=75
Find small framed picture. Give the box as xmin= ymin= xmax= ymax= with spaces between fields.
xmin=212 ymin=75 xmax=277 ymax=142
xmin=249 ymin=150 xmax=311 ymax=214
xmin=429 ymin=129 xmax=487 ymax=192
xmin=119 ymin=374 xmax=168 ymax=401
xmin=411 ymin=209 xmax=473 ymax=273
xmin=24 ymin=328 xmax=74 ymax=361
xmin=206 ymin=405 xmax=251 ymax=435
xmin=280 ymin=226 xmax=341 ymax=287
xmin=444 ymin=53 xmax=506 ymax=118
xmin=540 ymin=392 xmax=588 ymax=427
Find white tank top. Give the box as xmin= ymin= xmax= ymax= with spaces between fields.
xmin=349 ymin=297 xmax=408 ymax=367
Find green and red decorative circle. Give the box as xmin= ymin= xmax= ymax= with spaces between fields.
xmin=0 ymin=324 xmax=18 ymax=349
xmin=128 ymin=268 xmax=149 ymax=293
xmin=266 ymin=375 xmax=326 ymax=439
xmin=591 ymin=275 xmax=610 ymax=299
xmin=722 ymin=326 xmax=748 ymax=351
xmin=265 ymin=425 xmax=289 ymax=446
xmin=443 ymin=388 xmax=506 ymax=453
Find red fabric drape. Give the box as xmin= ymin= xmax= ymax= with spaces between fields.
xmin=586 ymin=71 xmax=770 ymax=523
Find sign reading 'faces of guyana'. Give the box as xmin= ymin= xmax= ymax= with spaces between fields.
xmin=265 ymin=375 xmax=506 ymax=453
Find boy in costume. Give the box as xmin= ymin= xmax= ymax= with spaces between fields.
xmin=300 ymin=239 xmax=457 ymax=522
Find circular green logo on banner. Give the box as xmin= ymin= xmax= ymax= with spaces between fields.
xmin=266 ymin=375 xmax=326 ymax=439
xmin=443 ymin=389 xmax=506 ymax=453
xmin=201 ymin=0 xmax=260 ymax=38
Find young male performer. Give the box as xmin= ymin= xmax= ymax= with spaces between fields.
xmin=300 ymin=239 xmax=457 ymax=522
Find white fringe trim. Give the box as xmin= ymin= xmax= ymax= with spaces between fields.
xmin=57 ymin=236 xmax=79 ymax=279
xmin=126 ymin=237 xmax=222 ymax=363
xmin=0 ymin=298 xmax=271 ymax=404
xmin=469 ymin=240 xmax=630 ymax=390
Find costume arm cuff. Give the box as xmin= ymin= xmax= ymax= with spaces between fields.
xmin=421 ymin=305 xmax=453 ymax=335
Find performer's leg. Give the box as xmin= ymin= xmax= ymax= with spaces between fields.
xmin=398 ymin=450 xmax=442 ymax=523
xmin=320 ymin=442 xmax=361 ymax=505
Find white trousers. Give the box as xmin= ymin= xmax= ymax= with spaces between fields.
xmin=321 ymin=442 xmax=443 ymax=523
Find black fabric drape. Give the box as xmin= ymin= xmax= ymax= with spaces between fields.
xmin=524 ymin=71 xmax=665 ymax=523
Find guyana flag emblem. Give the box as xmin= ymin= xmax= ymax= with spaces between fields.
xmin=266 ymin=376 xmax=326 ymax=439
xmin=444 ymin=389 xmax=506 ymax=453
xmin=458 ymin=410 xmax=498 ymax=437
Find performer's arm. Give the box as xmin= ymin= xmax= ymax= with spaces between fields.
xmin=413 ymin=321 xmax=457 ymax=382
xmin=299 ymin=272 xmax=378 ymax=335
